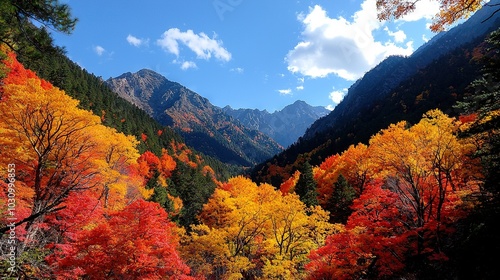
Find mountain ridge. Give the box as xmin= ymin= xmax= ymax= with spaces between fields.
xmin=106 ymin=69 xmax=283 ymax=166
xmin=223 ymin=100 xmax=329 ymax=147
xmin=252 ymin=1 xmax=500 ymax=184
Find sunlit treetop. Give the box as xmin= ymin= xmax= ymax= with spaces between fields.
xmin=376 ymin=0 xmax=490 ymax=32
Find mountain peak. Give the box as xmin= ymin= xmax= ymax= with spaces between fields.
xmin=106 ymin=71 xmax=282 ymax=166
xmin=223 ymin=100 xmax=329 ymax=147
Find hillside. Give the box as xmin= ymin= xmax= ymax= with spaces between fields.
xmin=251 ymin=2 xmax=500 ymax=185
xmin=223 ymin=100 xmax=329 ymax=147
xmin=107 ymin=69 xmax=283 ymax=166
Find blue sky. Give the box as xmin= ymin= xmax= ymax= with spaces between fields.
xmin=52 ymin=0 xmax=443 ymax=111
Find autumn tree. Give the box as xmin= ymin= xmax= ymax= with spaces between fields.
xmin=48 ymin=199 xmax=193 ymax=279
xmin=369 ymin=110 xmax=479 ymax=257
xmin=307 ymin=180 xmax=410 ymax=279
xmin=183 ymin=176 xmax=333 ymax=279
xmin=376 ymin=0 xmax=494 ymax=32
xmin=0 ymin=50 xmax=148 ymax=275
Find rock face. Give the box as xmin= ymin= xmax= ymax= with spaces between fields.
xmin=106 ymin=69 xmax=283 ymax=166
xmin=223 ymin=100 xmax=329 ymax=147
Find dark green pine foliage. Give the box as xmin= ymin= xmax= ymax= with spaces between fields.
xmin=456 ymin=27 xmax=500 ymax=190
xmin=451 ymin=27 xmax=500 ymax=280
xmin=327 ymin=174 xmax=356 ymax=224
xmin=295 ymin=162 xmax=319 ymax=207
xmin=167 ymin=161 xmax=217 ymax=228
xmin=0 ymin=0 xmax=76 ymax=63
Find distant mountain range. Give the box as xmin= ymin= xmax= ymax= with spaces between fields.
xmin=223 ymin=100 xmax=329 ymax=148
xmin=106 ymin=70 xmax=327 ymax=166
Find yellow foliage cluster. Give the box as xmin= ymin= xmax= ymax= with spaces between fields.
xmin=181 ymin=176 xmax=334 ymax=279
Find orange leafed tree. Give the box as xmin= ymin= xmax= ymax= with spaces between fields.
xmin=376 ymin=0 xmax=489 ymax=32
xmin=0 ymin=49 xmax=147 ymax=263
xmin=306 ymin=109 xmax=482 ymax=278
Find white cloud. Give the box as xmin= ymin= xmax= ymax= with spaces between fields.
xmin=127 ymin=34 xmax=148 ymax=47
xmin=94 ymin=45 xmax=105 ymax=56
xmin=231 ymin=67 xmax=244 ymax=73
xmin=384 ymin=27 xmax=407 ymax=43
xmin=296 ymin=85 xmax=304 ymax=91
xmin=329 ymin=88 xmax=348 ymax=104
xmin=181 ymin=61 xmax=197 ymax=70
xmin=157 ymin=28 xmax=231 ymax=61
xmin=286 ymin=0 xmax=414 ymax=81
xmin=278 ymin=89 xmax=292 ymax=95
xmin=397 ymin=0 xmax=441 ymax=22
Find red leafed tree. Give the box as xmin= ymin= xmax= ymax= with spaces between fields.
xmin=306 ymin=226 xmax=374 ymax=280
xmin=346 ymin=180 xmax=410 ymax=277
xmin=49 ymin=199 xmax=193 ymax=279
xmin=306 ymin=180 xmax=410 ymax=279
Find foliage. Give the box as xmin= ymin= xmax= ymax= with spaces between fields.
xmin=0 ymin=0 xmax=76 ymax=62
xmin=376 ymin=0 xmax=488 ymax=32
xmin=0 ymin=49 xmax=189 ymax=278
xmin=305 ymin=109 xmax=482 ymax=279
xmin=182 ymin=176 xmax=333 ymax=279
xmin=48 ymin=200 xmax=193 ymax=279
xmin=295 ymin=162 xmax=319 ymax=207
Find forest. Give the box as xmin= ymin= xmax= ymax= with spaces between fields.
xmin=1 ymin=0 xmax=499 ymax=279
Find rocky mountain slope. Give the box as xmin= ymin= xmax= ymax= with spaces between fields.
xmin=106 ymin=69 xmax=283 ymax=166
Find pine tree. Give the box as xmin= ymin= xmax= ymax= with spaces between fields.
xmin=295 ymin=162 xmax=319 ymax=207
xmin=327 ymin=174 xmax=356 ymax=223
xmin=456 ymin=27 xmax=500 ymax=190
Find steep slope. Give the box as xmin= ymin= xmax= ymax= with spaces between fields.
xmin=251 ymin=2 xmax=500 ymax=184
xmin=305 ymin=1 xmax=500 ymax=140
xmin=223 ymin=100 xmax=329 ymax=147
xmin=107 ymin=69 xmax=283 ymax=166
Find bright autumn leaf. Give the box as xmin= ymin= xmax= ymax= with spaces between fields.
xmin=49 ymin=199 xmax=193 ymax=280
xmin=185 ymin=176 xmax=333 ymax=280
xmin=368 ymin=110 xmax=480 ymax=256
xmin=0 ymin=50 xmax=147 ymax=262
xmin=376 ymin=0 xmax=488 ymax=32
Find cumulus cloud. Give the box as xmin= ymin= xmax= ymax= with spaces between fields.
xmin=397 ymin=0 xmax=441 ymax=22
xmin=385 ymin=27 xmax=407 ymax=43
xmin=127 ymin=34 xmax=148 ymax=47
xmin=286 ymin=0 xmax=414 ymax=81
xmin=329 ymin=88 xmax=348 ymax=104
xmin=157 ymin=28 xmax=231 ymax=61
xmin=278 ymin=89 xmax=292 ymax=95
xmin=94 ymin=45 xmax=105 ymax=56
xmin=181 ymin=61 xmax=197 ymax=70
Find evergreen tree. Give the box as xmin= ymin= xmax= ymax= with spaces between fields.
xmin=295 ymin=162 xmax=319 ymax=207
xmin=0 ymin=0 xmax=77 ymax=59
xmin=327 ymin=174 xmax=356 ymax=223
xmin=456 ymin=27 xmax=500 ymax=190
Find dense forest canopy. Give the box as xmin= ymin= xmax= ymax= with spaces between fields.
xmin=1 ymin=0 xmax=499 ymax=279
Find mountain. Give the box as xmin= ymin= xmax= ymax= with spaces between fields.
xmin=106 ymin=69 xmax=283 ymax=166
xmin=222 ymin=100 xmax=329 ymax=147
xmin=305 ymin=1 xmax=500 ymax=140
xmin=252 ymin=1 xmax=500 ymax=184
